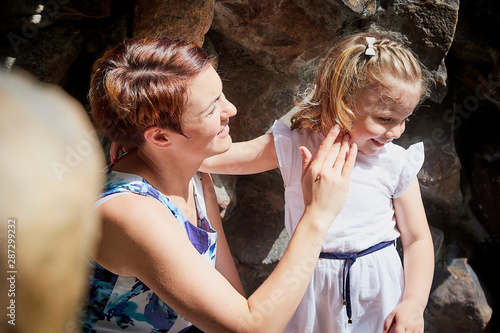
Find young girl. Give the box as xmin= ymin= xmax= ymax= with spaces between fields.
xmin=199 ymin=32 xmax=435 ymax=332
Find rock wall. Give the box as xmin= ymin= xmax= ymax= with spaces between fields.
xmin=1 ymin=0 xmax=498 ymax=331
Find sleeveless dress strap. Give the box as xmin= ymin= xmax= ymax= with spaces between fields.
xmin=99 ymin=171 xmax=210 ymax=227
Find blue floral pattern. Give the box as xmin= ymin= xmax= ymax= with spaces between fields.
xmin=82 ymin=171 xmax=217 ymax=332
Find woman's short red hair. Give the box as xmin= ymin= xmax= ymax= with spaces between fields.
xmin=89 ymin=37 xmax=215 ymax=147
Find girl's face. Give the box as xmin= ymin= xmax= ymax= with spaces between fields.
xmin=177 ymin=65 xmax=237 ymax=159
xmin=349 ymin=82 xmax=422 ymax=156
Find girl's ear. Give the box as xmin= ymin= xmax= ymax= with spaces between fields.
xmin=143 ymin=126 xmax=171 ymax=148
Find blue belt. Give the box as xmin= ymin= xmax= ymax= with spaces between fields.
xmin=319 ymin=240 xmax=395 ymax=324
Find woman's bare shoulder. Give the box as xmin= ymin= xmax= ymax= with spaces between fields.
xmin=94 ymin=193 xmax=189 ymax=275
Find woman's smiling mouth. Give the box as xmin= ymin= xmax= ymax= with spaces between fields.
xmin=217 ymin=125 xmax=229 ymax=136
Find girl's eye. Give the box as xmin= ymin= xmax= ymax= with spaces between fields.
xmin=378 ymin=117 xmax=391 ymax=123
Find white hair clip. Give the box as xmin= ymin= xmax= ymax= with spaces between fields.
xmin=365 ymin=37 xmax=376 ymax=56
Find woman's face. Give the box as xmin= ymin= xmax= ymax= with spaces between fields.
xmin=178 ymin=66 xmax=237 ymax=158
xmin=349 ymin=82 xmax=421 ymax=156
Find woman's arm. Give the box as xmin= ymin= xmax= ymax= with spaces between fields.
xmin=200 ymin=133 xmax=279 ymax=175
xmin=110 ymin=133 xmax=278 ymax=175
xmin=97 ymin=126 xmax=357 ymax=333
xmin=200 ymin=172 xmax=245 ymax=296
xmin=384 ymin=178 xmax=434 ymax=333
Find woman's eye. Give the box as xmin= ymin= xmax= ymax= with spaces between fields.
xmin=378 ymin=117 xmax=391 ymax=123
xmin=207 ymin=94 xmax=223 ymax=116
xmin=207 ymin=102 xmax=219 ymax=116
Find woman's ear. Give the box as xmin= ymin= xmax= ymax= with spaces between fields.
xmin=143 ymin=126 xmax=171 ymax=148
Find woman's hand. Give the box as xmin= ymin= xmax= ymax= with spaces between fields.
xmin=109 ymin=142 xmax=136 ymax=164
xmin=299 ymin=125 xmax=357 ymax=229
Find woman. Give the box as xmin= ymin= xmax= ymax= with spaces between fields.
xmin=82 ymin=37 xmax=357 ymax=333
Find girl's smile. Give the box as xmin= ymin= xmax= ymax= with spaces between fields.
xmin=349 ymin=82 xmax=422 ymax=156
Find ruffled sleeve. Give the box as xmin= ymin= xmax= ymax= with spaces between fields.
xmin=393 ymin=142 xmax=425 ymax=198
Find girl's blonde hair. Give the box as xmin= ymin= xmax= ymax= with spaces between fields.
xmin=291 ymin=31 xmax=429 ymax=133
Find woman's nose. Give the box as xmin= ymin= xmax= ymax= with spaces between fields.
xmin=221 ymin=95 xmax=237 ymax=119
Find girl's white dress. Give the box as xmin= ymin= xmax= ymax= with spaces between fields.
xmin=273 ymin=121 xmax=424 ymax=333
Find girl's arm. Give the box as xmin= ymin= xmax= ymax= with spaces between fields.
xmin=200 ymin=133 xmax=279 ymax=175
xmin=383 ymin=178 xmax=434 ymax=333
xmin=96 ymin=127 xmax=357 ymax=333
